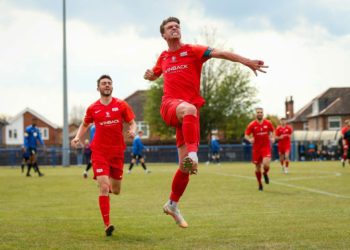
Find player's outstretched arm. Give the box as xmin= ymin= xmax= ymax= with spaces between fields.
xmin=244 ymin=134 xmax=254 ymax=144
xmin=126 ymin=120 xmax=137 ymax=139
xmin=210 ymin=49 xmax=268 ymax=76
xmin=71 ymin=123 xmax=89 ymax=148
xmin=144 ymin=69 xmax=159 ymax=81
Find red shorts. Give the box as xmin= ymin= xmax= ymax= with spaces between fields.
xmin=91 ymin=150 xmax=124 ymax=180
xmin=278 ymin=145 xmax=291 ymax=154
xmin=160 ymin=98 xmax=184 ymax=127
xmin=160 ymin=98 xmax=200 ymax=148
xmin=252 ymin=146 xmax=271 ymax=164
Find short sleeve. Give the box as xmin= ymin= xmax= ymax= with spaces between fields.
xmin=84 ymin=105 xmax=94 ymax=125
xmin=152 ymin=53 xmax=165 ymax=77
xmin=245 ymin=123 xmax=252 ymax=135
xmin=121 ymin=101 xmax=135 ymax=123
xmin=191 ymin=44 xmax=213 ymax=61
xmin=275 ymin=127 xmax=281 ymax=136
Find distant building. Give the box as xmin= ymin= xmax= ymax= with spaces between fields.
xmin=286 ymin=87 xmax=350 ymax=131
xmin=4 ymin=107 xmax=60 ymax=146
xmin=0 ymin=118 xmax=8 ymax=145
xmin=124 ymin=90 xmax=150 ymax=139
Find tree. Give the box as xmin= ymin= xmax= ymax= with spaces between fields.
xmin=200 ymin=59 xmax=257 ymax=141
xmin=69 ymin=105 xmax=85 ymax=125
xmin=266 ymin=114 xmax=280 ymax=128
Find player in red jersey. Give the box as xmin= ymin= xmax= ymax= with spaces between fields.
xmin=71 ymin=75 xmax=136 ymax=236
xmin=275 ymin=118 xmax=293 ymax=174
xmin=144 ymin=17 xmax=268 ymax=227
xmin=245 ymin=108 xmax=275 ymax=191
xmin=341 ymin=120 xmax=350 ymax=167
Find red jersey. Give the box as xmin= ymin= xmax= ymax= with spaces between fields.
xmin=245 ymin=119 xmax=274 ymax=149
xmin=275 ymin=125 xmax=293 ymax=149
xmin=84 ymin=97 xmax=135 ymax=156
xmin=341 ymin=126 xmax=349 ymax=136
xmin=152 ymin=44 xmax=212 ymax=107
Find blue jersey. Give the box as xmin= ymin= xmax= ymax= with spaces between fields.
xmin=132 ymin=135 xmax=144 ymax=155
xmin=90 ymin=125 xmax=96 ymax=143
xmin=210 ymin=138 xmax=220 ymax=153
xmin=24 ymin=125 xmax=44 ymax=149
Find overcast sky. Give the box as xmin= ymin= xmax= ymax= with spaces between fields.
xmin=0 ymin=0 xmax=349 ymax=126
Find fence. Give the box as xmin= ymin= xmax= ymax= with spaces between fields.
xmin=0 ymin=141 xmax=343 ymax=167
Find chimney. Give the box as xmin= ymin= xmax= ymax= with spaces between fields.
xmin=285 ymin=96 xmax=294 ymax=119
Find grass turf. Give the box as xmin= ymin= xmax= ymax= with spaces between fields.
xmin=0 ymin=161 xmax=350 ymax=249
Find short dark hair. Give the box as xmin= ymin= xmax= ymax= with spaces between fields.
xmin=97 ymin=74 xmax=112 ymax=86
xmin=160 ymin=17 xmax=180 ymax=35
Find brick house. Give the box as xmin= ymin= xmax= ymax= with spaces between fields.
xmin=124 ymin=90 xmax=150 ymax=139
xmin=286 ymin=87 xmax=350 ymax=131
xmin=4 ymin=107 xmax=61 ymax=146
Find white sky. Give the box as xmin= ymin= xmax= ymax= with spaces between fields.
xmin=0 ymin=0 xmax=349 ymax=126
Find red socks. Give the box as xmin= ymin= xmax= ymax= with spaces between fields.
xmin=170 ymin=169 xmax=190 ymax=202
xmin=285 ymin=160 xmax=289 ymax=167
xmin=99 ymin=195 xmax=110 ymax=227
xmin=263 ymin=168 xmax=270 ymax=176
xmin=255 ymin=171 xmax=262 ymax=185
xmin=182 ymin=115 xmax=198 ymax=152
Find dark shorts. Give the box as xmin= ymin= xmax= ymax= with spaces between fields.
xmin=27 ymin=147 xmax=37 ymax=156
xmin=132 ymin=154 xmax=143 ymax=160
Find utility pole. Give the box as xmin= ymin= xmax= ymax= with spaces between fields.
xmin=62 ymin=0 xmax=70 ymax=166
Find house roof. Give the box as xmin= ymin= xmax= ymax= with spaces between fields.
xmin=8 ymin=107 xmax=59 ymax=129
xmin=289 ymin=87 xmax=350 ymax=123
xmin=124 ymin=90 xmax=148 ymax=121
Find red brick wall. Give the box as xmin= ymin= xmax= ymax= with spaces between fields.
xmin=23 ymin=112 xmax=60 ymax=146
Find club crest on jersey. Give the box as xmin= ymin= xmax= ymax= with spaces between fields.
xmin=171 ymin=56 xmax=176 ymax=62
xmin=180 ymin=51 xmax=188 ymax=57
xmin=105 ymin=112 xmax=111 ymax=118
xmin=112 ymin=107 xmax=119 ymax=112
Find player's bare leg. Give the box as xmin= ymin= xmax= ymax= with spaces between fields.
xmin=279 ymin=153 xmax=285 ymax=173
xmin=284 ymin=152 xmax=290 ymax=174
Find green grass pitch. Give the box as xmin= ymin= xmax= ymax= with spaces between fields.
xmin=1 ymin=161 xmax=349 ymax=249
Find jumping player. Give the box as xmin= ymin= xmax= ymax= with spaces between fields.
xmin=144 ymin=17 xmax=268 ymax=227
xmin=275 ymin=118 xmax=293 ymax=173
xmin=245 ymin=108 xmax=275 ymax=191
xmin=71 ymin=74 xmax=136 ymax=236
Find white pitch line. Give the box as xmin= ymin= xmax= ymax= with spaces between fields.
xmin=213 ymin=172 xmax=350 ymax=199
xmin=278 ymin=172 xmax=341 ymax=181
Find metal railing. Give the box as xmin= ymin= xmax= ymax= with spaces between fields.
xmin=0 ymin=142 xmax=343 ymax=167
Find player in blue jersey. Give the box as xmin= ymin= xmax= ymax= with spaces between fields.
xmin=210 ymin=133 xmax=221 ymax=164
xmin=128 ymin=130 xmax=151 ymax=174
xmin=83 ymin=124 xmax=95 ymax=178
xmin=20 ymin=146 xmax=30 ymax=173
xmin=24 ymin=118 xmax=45 ymax=177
